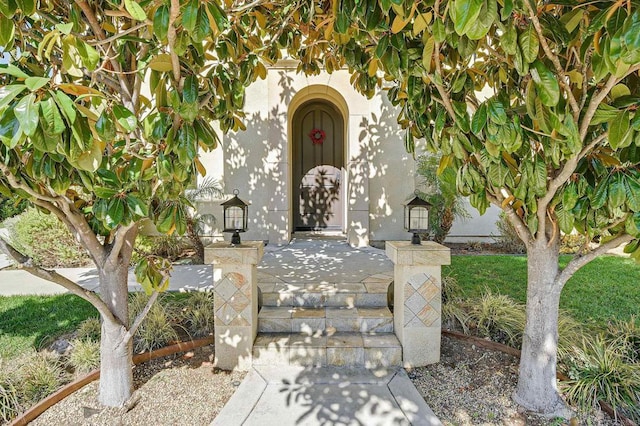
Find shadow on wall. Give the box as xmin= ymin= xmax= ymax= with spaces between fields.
xmin=298 ymin=166 xmax=341 ymax=230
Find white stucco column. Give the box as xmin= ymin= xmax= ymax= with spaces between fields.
xmin=386 ymin=241 xmax=451 ymax=367
xmin=205 ymin=241 xmax=264 ymax=370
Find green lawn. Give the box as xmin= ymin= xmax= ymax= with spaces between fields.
xmin=0 ymin=294 xmax=97 ymax=360
xmin=445 ymin=255 xmax=640 ymax=330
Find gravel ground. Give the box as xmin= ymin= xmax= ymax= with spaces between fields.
xmin=27 ymin=337 xmax=622 ymax=426
xmin=31 ymin=345 xmax=245 ymax=425
xmin=411 ymin=335 xmax=620 ymax=426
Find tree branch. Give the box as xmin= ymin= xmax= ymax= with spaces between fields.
xmin=537 ymin=132 xmax=608 ymax=224
xmin=105 ymin=223 xmax=137 ymax=269
xmin=74 ymin=0 xmax=133 ymax=107
xmin=556 ymin=233 xmax=634 ymax=288
xmin=0 ymin=238 xmax=118 ymax=325
xmin=580 ymin=64 xmax=640 ymax=141
xmin=524 ymin=1 xmax=580 ymax=120
xmin=88 ymin=22 xmax=149 ymax=46
xmin=167 ymin=0 xmax=182 ymax=84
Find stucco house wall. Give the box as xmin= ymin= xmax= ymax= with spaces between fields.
xmin=197 ymin=62 xmax=500 ymax=246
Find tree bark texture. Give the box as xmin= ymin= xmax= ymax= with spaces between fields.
xmin=513 ymin=238 xmax=572 ymax=418
xmin=97 ymin=262 xmax=134 ymax=407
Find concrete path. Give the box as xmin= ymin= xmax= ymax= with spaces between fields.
xmin=0 ymin=237 xmax=393 ymax=296
xmin=213 ymin=365 xmax=441 ymax=426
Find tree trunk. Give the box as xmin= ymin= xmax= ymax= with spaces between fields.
xmin=186 ymin=217 xmax=204 ymax=264
xmin=97 ymin=262 xmax=134 ymax=407
xmin=513 ymin=238 xmax=572 ymax=418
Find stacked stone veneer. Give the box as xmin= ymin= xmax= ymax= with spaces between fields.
xmin=386 ymin=241 xmax=451 ymax=368
xmin=204 ymin=241 xmax=264 ymax=371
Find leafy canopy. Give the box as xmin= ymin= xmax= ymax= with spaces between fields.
xmin=260 ymin=0 xmax=640 ymax=259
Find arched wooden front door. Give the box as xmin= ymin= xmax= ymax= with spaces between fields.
xmin=292 ymin=100 xmax=344 ymax=230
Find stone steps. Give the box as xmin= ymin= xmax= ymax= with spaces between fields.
xmin=258 ymin=281 xmax=390 ymax=308
xmin=258 ymin=306 xmax=393 ymax=334
xmin=253 ymin=331 xmax=402 ymax=368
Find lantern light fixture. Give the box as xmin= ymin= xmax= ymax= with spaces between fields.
xmin=221 ymin=189 xmax=249 ymax=246
xmin=404 ymin=191 xmax=431 ymax=245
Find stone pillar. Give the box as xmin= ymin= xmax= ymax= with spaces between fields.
xmin=386 ymin=241 xmax=451 ymax=368
xmin=205 ymin=241 xmax=264 ymax=371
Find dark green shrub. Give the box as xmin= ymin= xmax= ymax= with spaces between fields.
xmin=8 ymin=208 xmax=91 ymax=268
xmin=0 ymin=195 xmax=28 ymax=222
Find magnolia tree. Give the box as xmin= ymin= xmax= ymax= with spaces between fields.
xmin=246 ymin=0 xmax=640 ymax=417
xmin=0 ymin=0 xmax=268 ymax=406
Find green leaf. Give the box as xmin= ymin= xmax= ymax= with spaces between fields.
xmin=433 ymin=19 xmax=446 ymax=43
xmin=0 ymin=85 xmax=26 ymax=110
xmin=608 ymin=173 xmax=626 ymax=208
xmin=25 ymin=77 xmax=50 ymax=91
xmin=56 ymin=23 xmax=73 ymax=35
xmin=96 ymin=110 xmax=116 ymax=141
xmin=0 ymin=14 xmax=15 ymax=49
xmin=487 ymin=98 xmax=507 ymax=125
xmin=206 ymin=1 xmax=228 ymax=31
xmin=125 ymin=195 xmax=148 ymax=218
xmin=530 ymin=60 xmax=559 ymax=106
xmin=124 ymin=0 xmax=147 ymax=21
xmin=608 ymin=110 xmax=630 ymax=149
xmin=54 ymin=91 xmax=77 ymax=124
xmin=183 ymin=75 xmax=198 ymax=104
xmin=0 ymin=64 xmax=29 ymax=78
xmin=562 ymin=182 xmax=578 ymax=210
xmin=519 ymin=24 xmax=539 ymax=63
xmin=106 ymin=197 xmax=125 ymax=227
xmin=75 ymin=39 xmax=100 ymax=71
xmin=625 ymin=176 xmax=640 ymax=211
xmin=556 ymin=205 xmax=574 ymax=234
xmin=113 ymin=105 xmax=137 ymax=132
xmin=97 ymin=169 xmax=121 ymax=187
xmin=471 ymin=103 xmax=487 ymax=135
xmin=182 ymin=0 xmax=199 ymax=34
xmin=153 ymin=5 xmax=169 ymax=40
xmin=466 ymin=0 xmax=496 ymax=40
xmin=75 ymin=141 xmax=103 ymax=172
xmin=40 ymin=97 xmax=65 ymax=136
xmin=15 ymin=0 xmax=34 ymax=15
xmin=14 ymin=93 xmax=39 ymax=136
xmin=450 ymin=0 xmax=483 ymax=36
xmin=0 ymin=0 xmax=18 ymax=18
xmin=94 ymin=186 xmax=118 ymax=198
xmin=502 ymin=24 xmax=517 ymax=55
xmin=191 ymin=7 xmax=211 ymax=43
xmin=590 ymin=178 xmax=609 ymax=209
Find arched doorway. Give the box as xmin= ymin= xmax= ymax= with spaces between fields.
xmin=292 ymin=100 xmax=344 ymax=231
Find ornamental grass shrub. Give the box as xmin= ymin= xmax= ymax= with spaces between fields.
xmin=75 ymin=317 xmax=101 ymax=342
xmin=563 ymin=335 xmax=640 ymax=422
xmin=178 ymin=290 xmax=215 ymax=338
xmin=466 ymin=291 xmax=527 ymax=347
xmin=7 ymin=208 xmax=90 ymax=268
xmin=68 ymin=339 xmax=100 ymax=375
xmin=0 ymin=366 xmax=21 ymax=424
xmin=18 ymin=351 xmax=66 ymax=405
xmin=129 ymin=293 xmax=178 ymax=353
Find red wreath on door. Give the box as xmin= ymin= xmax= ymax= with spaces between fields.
xmin=309 ymin=128 xmax=326 ymax=145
